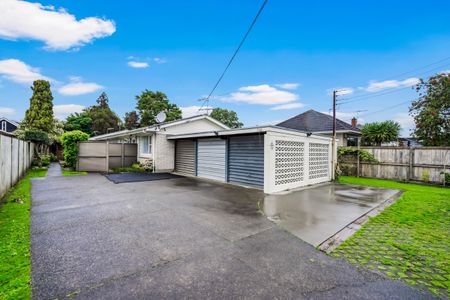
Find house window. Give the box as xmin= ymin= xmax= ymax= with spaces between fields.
xmin=140 ymin=136 xmax=152 ymax=154
xmin=1 ymin=121 xmax=6 ymax=132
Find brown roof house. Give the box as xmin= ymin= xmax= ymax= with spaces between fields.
xmin=277 ymin=110 xmax=361 ymax=146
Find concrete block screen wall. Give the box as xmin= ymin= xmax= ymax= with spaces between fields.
xmin=264 ymin=131 xmax=333 ymax=193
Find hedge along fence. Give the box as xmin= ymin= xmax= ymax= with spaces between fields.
xmin=338 ymin=146 xmax=450 ymax=184
xmin=0 ymin=132 xmax=35 ymax=199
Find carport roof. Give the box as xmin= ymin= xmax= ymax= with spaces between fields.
xmin=167 ymin=125 xmax=332 ymax=141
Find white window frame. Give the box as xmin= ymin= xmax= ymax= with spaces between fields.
xmin=140 ymin=136 xmax=152 ymax=155
xmin=1 ymin=121 xmax=6 ymax=132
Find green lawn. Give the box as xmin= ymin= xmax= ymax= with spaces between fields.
xmin=333 ymin=176 xmax=450 ymax=298
xmin=62 ymin=169 xmax=87 ymax=176
xmin=0 ymin=168 xmax=47 ymax=300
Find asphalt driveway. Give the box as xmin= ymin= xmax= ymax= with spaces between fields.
xmin=30 ymin=168 xmax=429 ymax=299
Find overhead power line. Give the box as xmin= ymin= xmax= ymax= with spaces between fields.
xmin=198 ymin=0 xmax=268 ymax=112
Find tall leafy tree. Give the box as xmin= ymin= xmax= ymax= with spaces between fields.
xmin=124 ymin=111 xmax=140 ymax=130
xmin=210 ymin=108 xmax=243 ymax=128
xmin=64 ymin=112 xmax=93 ymax=135
xmin=85 ymin=92 xmax=121 ymax=135
xmin=410 ymin=73 xmax=450 ymax=146
xmin=361 ymin=120 xmax=401 ymax=146
xmin=23 ymin=80 xmax=54 ymax=132
xmin=135 ymin=90 xmax=182 ymax=126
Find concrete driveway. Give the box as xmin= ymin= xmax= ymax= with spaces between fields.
xmin=30 ymin=168 xmax=429 ymax=299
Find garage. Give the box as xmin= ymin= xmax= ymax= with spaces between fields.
xmin=196 ymin=138 xmax=226 ymax=181
xmin=228 ymin=135 xmax=264 ymax=187
xmin=175 ymin=140 xmax=196 ymax=176
xmin=168 ymin=126 xmax=333 ymax=194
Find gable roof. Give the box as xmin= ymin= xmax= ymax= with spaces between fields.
xmin=0 ymin=117 xmax=19 ymax=127
xmin=90 ymin=115 xmax=229 ymax=140
xmin=277 ymin=110 xmax=360 ymax=133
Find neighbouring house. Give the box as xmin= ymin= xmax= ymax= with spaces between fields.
xmin=89 ymin=115 xmax=229 ymax=172
xmin=88 ymin=114 xmax=334 ymax=194
xmin=277 ymin=110 xmax=361 ymax=146
xmin=381 ymin=137 xmax=422 ymax=147
xmin=0 ymin=117 xmax=19 ymax=133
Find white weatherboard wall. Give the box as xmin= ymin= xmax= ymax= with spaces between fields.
xmin=264 ymin=131 xmax=333 ymax=193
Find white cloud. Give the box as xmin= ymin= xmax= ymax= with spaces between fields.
xmin=440 ymin=70 xmax=450 ymax=74
xmin=127 ymin=61 xmax=149 ymax=69
xmin=366 ymin=77 xmax=419 ymax=92
xmin=0 ymin=0 xmax=116 ymax=50
xmin=0 ymin=107 xmax=15 ymax=115
xmin=53 ymin=104 xmax=85 ymax=119
xmin=221 ymin=84 xmax=299 ymax=105
xmin=0 ymin=59 xmax=51 ymax=84
xmin=394 ymin=112 xmax=415 ymax=135
xmin=153 ymin=57 xmax=167 ymax=64
xmin=180 ymin=105 xmax=212 ymax=118
xmin=276 ymin=83 xmax=299 ymax=90
xmin=58 ymin=77 xmax=103 ymax=96
xmin=270 ymin=103 xmax=304 ymax=111
xmin=327 ymin=87 xmax=354 ymax=96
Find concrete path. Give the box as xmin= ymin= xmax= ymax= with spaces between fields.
xmin=46 ymin=162 xmax=62 ymax=177
xmin=30 ymin=174 xmax=431 ymax=299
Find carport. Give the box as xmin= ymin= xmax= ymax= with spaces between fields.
xmin=169 ymin=126 xmax=334 ymax=194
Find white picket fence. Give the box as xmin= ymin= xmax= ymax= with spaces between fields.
xmin=0 ymin=132 xmax=35 ymax=199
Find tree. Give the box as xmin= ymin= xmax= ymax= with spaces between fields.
xmin=124 ymin=111 xmax=140 ymax=130
xmin=64 ymin=112 xmax=93 ymax=135
xmin=210 ymin=108 xmax=243 ymax=128
xmin=410 ymin=73 xmax=450 ymax=146
xmin=361 ymin=120 xmax=401 ymax=146
xmin=84 ymin=92 xmax=121 ymax=135
xmin=22 ymin=80 xmax=54 ymax=132
xmin=135 ymin=90 xmax=182 ymax=126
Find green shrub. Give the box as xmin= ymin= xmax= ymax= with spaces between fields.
xmin=60 ymin=131 xmax=89 ymax=168
xmin=31 ymin=154 xmax=51 ymax=167
xmin=112 ymin=162 xmax=148 ymax=173
xmin=338 ymin=147 xmax=378 ymax=163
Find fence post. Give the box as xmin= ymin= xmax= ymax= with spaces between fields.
xmin=121 ymin=142 xmax=125 ymax=167
xmin=105 ymin=141 xmax=109 ymax=173
xmin=408 ymin=147 xmax=415 ymax=181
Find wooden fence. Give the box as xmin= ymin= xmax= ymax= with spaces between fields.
xmin=339 ymin=147 xmax=450 ymax=184
xmin=77 ymin=141 xmax=137 ymax=172
xmin=0 ymin=132 xmax=35 ymax=199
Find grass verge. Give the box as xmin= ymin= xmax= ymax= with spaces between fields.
xmin=62 ymin=169 xmax=87 ymax=176
xmin=333 ymin=176 xmax=450 ymax=298
xmin=0 ymin=168 xmax=47 ymax=300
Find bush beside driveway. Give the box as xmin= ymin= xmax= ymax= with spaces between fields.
xmin=334 ymin=177 xmax=450 ymax=298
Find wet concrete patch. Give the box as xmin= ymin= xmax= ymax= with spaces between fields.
xmin=261 ymin=183 xmax=401 ymax=246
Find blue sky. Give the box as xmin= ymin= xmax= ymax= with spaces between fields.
xmin=1 ymin=0 xmax=450 ymax=135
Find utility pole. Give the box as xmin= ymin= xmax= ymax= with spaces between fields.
xmin=331 ymin=90 xmax=337 ymax=180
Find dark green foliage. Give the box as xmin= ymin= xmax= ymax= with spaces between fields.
xmin=210 ymin=108 xmax=243 ymax=128
xmin=60 ymin=130 xmax=89 ymax=168
xmin=124 ymin=111 xmax=140 ymax=129
xmin=22 ymin=80 xmax=54 ymax=132
xmin=410 ymin=73 xmax=450 ymax=146
xmin=64 ymin=112 xmax=93 ymax=135
xmin=135 ymin=90 xmax=182 ymax=126
xmin=84 ymin=92 xmax=121 ymax=135
xmin=23 ymin=129 xmax=50 ymax=145
xmin=361 ymin=120 xmax=401 ymax=146
xmin=338 ymin=147 xmax=378 ymax=162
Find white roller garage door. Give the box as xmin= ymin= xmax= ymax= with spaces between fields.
xmin=197 ymin=139 xmax=226 ymax=182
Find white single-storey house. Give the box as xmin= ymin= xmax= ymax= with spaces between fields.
xmin=91 ymin=115 xmax=334 ymax=193
xmin=89 ymin=115 xmax=229 ymax=172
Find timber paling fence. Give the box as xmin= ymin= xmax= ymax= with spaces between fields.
xmin=0 ymin=132 xmax=35 ymax=199
xmin=339 ymin=147 xmax=450 ymax=185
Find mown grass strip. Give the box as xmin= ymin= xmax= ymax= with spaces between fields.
xmin=0 ymin=168 xmax=47 ymax=300
xmin=334 ymin=176 xmax=450 ymax=298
